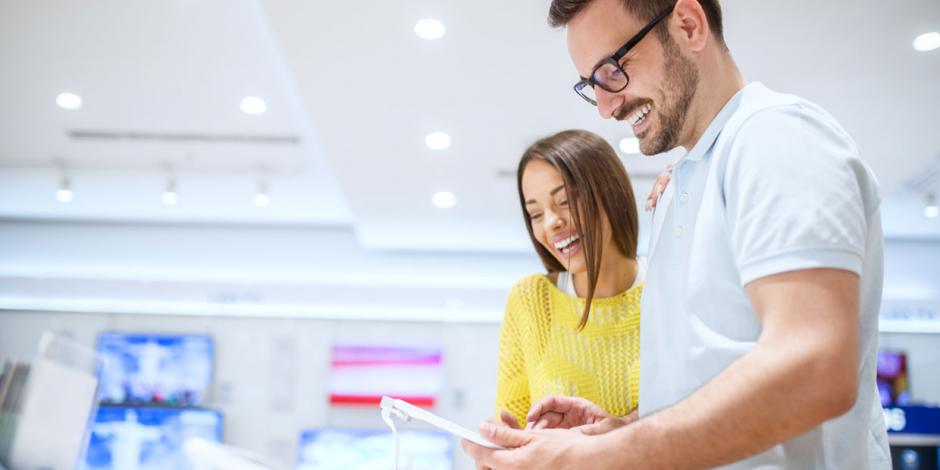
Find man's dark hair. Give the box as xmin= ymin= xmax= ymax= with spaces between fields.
xmin=549 ymin=0 xmax=725 ymax=46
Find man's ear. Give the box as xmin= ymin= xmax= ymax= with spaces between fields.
xmin=672 ymin=0 xmax=710 ymax=52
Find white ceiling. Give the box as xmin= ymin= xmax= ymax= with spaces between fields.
xmin=0 ymin=0 xmax=303 ymax=169
xmin=0 ymin=0 xmax=352 ymax=226
xmin=0 ymin=0 xmax=938 ymax=250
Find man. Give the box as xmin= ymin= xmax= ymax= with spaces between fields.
xmin=463 ymin=0 xmax=890 ymax=468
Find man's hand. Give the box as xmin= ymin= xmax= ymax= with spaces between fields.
xmin=475 ymin=411 xmax=523 ymax=470
xmin=462 ymin=422 xmax=594 ymax=470
xmin=525 ymin=396 xmax=612 ymax=430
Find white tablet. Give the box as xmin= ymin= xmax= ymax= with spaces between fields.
xmin=380 ymin=396 xmax=505 ymax=449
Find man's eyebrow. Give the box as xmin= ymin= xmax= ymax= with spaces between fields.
xmin=578 ymin=57 xmax=608 ymax=81
xmin=584 ymin=36 xmax=641 ymax=79
xmin=591 ymin=55 xmax=610 ymax=71
xmin=585 ymin=46 xmax=622 ymax=77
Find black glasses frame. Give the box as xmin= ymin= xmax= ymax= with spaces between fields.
xmin=573 ymin=5 xmax=675 ymax=106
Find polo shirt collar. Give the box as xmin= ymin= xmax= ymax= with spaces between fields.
xmin=682 ymin=81 xmax=763 ymax=162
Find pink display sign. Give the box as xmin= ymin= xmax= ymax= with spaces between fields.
xmin=328 ymin=345 xmax=443 ymax=407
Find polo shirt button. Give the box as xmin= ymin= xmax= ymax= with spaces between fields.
xmin=679 ymin=192 xmax=690 ymax=203
xmin=675 ymin=225 xmax=684 ymax=236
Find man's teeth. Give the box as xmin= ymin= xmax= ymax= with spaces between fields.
xmin=627 ymin=104 xmax=652 ymax=127
xmin=554 ymin=235 xmax=580 ymax=251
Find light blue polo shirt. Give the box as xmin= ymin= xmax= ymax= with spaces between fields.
xmin=639 ymin=82 xmax=890 ymax=469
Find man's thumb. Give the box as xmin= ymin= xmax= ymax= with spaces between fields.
xmin=480 ymin=422 xmax=529 ymax=448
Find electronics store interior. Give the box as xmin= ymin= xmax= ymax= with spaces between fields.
xmin=1 ymin=1 xmax=939 ymax=469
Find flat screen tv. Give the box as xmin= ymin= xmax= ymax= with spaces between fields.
xmin=877 ymin=349 xmax=910 ymax=407
xmin=96 ymin=333 xmax=213 ymax=406
xmin=82 ymin=405 xmax=223 ymax=470
xmin=296 ymin=428 xmax=452 ymax=470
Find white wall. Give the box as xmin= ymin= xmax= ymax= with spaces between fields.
xmin=0 ymin=220 xmax=543 ymax=322
xmin=883 ymin=239 xmax=940 ymax=302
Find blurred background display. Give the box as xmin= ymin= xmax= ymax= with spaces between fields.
xmin=97 ymin=333 xmax=214 ymax=407
xmin=296 ymin=428 xmax=452 ymax=470
xmin=82 ymin=406 xmax=223 ymax=470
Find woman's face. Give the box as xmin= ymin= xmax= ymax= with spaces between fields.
xmin=521 ymin=160 xmax=590 ymax=274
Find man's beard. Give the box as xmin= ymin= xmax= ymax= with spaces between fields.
xmin=641 ymin=34 xmax=700 ymax=155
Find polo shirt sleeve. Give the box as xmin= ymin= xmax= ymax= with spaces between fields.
xmin=722 ymin=104 xmax=873 ymax=285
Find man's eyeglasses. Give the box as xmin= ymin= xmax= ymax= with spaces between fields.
xmin=573 ymin=5 xmax=675 ymax=106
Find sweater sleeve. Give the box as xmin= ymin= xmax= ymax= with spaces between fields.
xmin=494 ymin=280 xmax=531 ymax=429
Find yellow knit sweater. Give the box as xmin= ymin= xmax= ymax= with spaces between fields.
xmin=495 ymin=273 xmax=642 ymax=428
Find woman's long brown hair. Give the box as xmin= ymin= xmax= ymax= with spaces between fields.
xmin=517 ymin=130 xmax=639 ymax=330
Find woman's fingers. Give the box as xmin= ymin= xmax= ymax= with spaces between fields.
xmin=499 ymin=409 xmax=522 ymax=429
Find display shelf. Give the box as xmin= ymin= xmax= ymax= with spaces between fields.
xmin=879 ymin=319 xmax=940 ymax=334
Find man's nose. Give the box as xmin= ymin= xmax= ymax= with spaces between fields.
xmin=596 ymin=88 xmax=623 ymax=120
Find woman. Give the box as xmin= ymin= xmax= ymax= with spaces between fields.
xmin=494 ymin=129 xmax=644 ymax=430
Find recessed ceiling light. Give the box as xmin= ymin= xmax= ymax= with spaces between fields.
xmin=162 ymin=192 xmax=178 ymax=205
xmin=619 ymin=137 xmax=640 ymax=154
xmin=254 ymin=193 xmax=271 ymax=207
xmin=56 ymin=176 xmax=73 ymax=203
xmin=414 ymin=19 xmax=445 ymax=40
xmin=240 ymin=96 xmax=267 ymax=115
xmin=56 ymin=189 xmax=73 ymax=203
xmin=162 ymin=179 xmax=178 ymax=205
xmin=913 ymin=32 xmax=940 ymax=52
xmin=255 ymin=181 xmax=271 ymax=207
xmin=56 ymin=92 xmax=82 ymax=110
xmin=425 ymin=132 xmax=451 ymax=150
xmin=925 ymin=192 xmax=939 ymax=218
xmin=432 ymin=191 xmax=457 ymax=209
